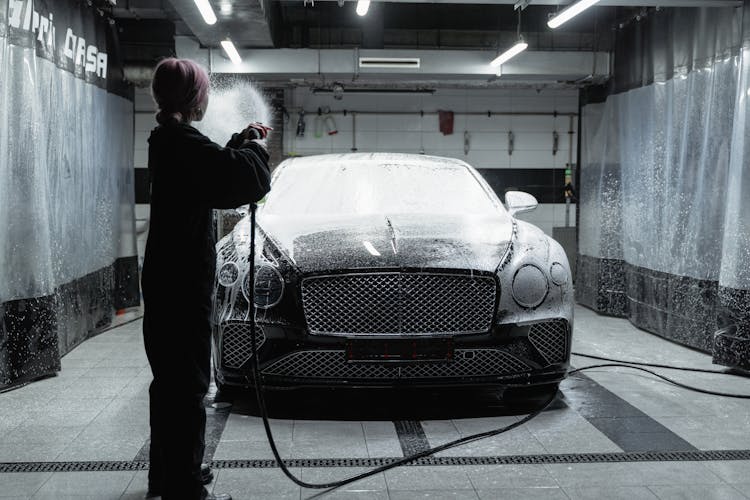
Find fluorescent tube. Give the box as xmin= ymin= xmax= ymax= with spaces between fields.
xmin=489 ymin=40 xmax=528 ymax=68
xmin=221 ymin=40 xmax=242 ymax=65
xmin=193 ymin=0 xmax=217 ymax=25
xmin=356 ymin=0 xmax=370 ymax=16
xmin=547 ymin=0 xmax=600 ymax=29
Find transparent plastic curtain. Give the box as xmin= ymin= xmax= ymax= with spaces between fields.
xmin=580 ymin=57 xmax=737 ymax=279
xmin=578 ymin=5 xmax=750 ymax=363
xmin=0 ymin=7 xmax=136 ymax=386
xmin=0 ymin=45 xmax=135 ymax=302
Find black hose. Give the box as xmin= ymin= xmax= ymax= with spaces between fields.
xmin=569 ymin=363 xmax=750 ymax=399
xmin=572 ymin=351 xmax=750 ymax=377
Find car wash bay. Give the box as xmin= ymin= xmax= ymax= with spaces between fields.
xmin=1 ymin=1 xmax=750 ymax=499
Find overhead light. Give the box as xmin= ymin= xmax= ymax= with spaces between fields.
xmin=489 ymin=38 xmax=528 ymax=68
xmin=221 ymin=40 xmax=242 ymax=65
xmin=356 ymin=0 xmax=370 ymax=16
xmin=547 ymin=0 xmax=600 ymax=29
xmin=219 ymin=2 xmax=232 ymax=15
xmin=193 ymin=0 xmax=217 ymax=25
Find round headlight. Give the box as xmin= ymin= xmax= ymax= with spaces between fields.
xmin=512 ymin=264 xmax=549 ymax=308
xmin=218 ymin=262 xmax=239 ymax=287
xmin=550 ymin=262 xmax=568 ymax=286
xmin=242 ymin=265 xmax=284 ymax=309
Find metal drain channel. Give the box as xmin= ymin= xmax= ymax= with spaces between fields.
xmin=3 ymin=450 xmax=750 ymax=473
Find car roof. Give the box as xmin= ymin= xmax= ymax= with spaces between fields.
xmin=278 ymin=152 xmax=473 ymax=170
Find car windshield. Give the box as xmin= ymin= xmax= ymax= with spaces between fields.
xmin=262 ymin=159 xmax=502 ymax=216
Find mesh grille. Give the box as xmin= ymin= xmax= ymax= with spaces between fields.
xmin=301 ymin=273 xmax=496 ymax=336
xmin=221 ymin=321 xmax=265 ymax=369
xmin=528 ymin=319 xmax=569 ymax=366
xmin=261 ymin=349 xmax=529 ymax=380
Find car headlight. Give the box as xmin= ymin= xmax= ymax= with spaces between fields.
xmin=242 ymin=265 xmax=284 ymax=309
xmin=218 ymin=262 xmax=240 ymax=287
xmin=511 ymin=264 xmax=549 ymax=308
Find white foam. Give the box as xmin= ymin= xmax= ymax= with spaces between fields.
xmin=195 ymin=78 xmax=271 ymax=145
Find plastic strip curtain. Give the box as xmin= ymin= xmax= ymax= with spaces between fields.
xmin=578 ymin=7 xmax=750 ymax=365
xmin=0 ymin=2 xmax=136 ymax=387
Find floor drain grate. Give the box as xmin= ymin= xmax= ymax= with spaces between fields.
xmin=2 ymin=450 xmax=750 ymax=473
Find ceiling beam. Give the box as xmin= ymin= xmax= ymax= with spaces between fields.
xmin=197 ymin=47 xmax=609 ymax=84
xmin=278 ymin=0 xmax=741 ymax=6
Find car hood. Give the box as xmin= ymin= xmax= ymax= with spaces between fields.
xmin=255 ymin=213 xmax=513 ymax=274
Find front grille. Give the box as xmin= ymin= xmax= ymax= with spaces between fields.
xmin=261 ymin=349 xmax=530 ymax=380
xmin=221 ymin=321 xmax=266 ymax=369
xmin=301 ymin=272 xmax=497 ymax=336
xmin=528 ymin=320 xmax=569 ymax=366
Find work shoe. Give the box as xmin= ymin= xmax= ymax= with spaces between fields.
xmin=206 ymin=494 xmax=232 ymax=500
xmin=145 ymin=463 xmax=215 ymax=497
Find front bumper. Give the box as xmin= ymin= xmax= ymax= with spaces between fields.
xmin=212 ymin=320 xmax=571 ymax=390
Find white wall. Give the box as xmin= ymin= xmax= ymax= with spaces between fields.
xmin=134 ymin=87 xmax=156 ymax=269
xmin=283 ymin=87 xmax=578 ymax=236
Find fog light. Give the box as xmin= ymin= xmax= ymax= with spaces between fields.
xmin=218 ymin=262 xmax=239 ymax=287
xmin=550 ymin=262 xmax=568 ymax=286
xmin=243 ymin=265 xmax=284 ymax=308
xmin=512 ymin=264 xmax=548 ymax=308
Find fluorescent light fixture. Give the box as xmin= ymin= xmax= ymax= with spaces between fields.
xmin=193 ymin=0 xmax=217 ymax=25
xmin=489 ymin=39 xmax=528 ymax=68
xmin=219 ymin=2 xmax=232 ymax=15
xmin=547 ymin=0 xmax=600 ymax=29
xmin=221 ymin=40 xmax=242 ymax=65
xmin=363 ymin=241 xmax=381 ymax=257
xmin=356 ymin=0 xmax=370 ymax=16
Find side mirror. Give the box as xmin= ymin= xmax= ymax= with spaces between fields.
xmin=505 ymin=191 xmax=538 ymax=216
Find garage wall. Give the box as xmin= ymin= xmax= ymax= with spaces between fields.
xmin=283 ymin=87 xmax=578 ymax=237
xmin=134 ymin=88 xmax=156 ymax=271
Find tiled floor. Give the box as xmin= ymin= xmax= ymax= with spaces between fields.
xmin=1 ymin=306 xmax=749 ymax=499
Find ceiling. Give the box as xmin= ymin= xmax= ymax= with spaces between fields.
xmin=107 ymin=0 xmax=739 ymax=87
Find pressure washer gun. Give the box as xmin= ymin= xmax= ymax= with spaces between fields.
xmin=243 ymin=122 xmax=273 ymax=142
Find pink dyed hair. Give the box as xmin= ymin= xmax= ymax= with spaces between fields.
xmin=151 ymin=58 xmax=210 ymax=125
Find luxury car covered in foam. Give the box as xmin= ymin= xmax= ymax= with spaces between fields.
xmin=211 ymin=153 xmax=573 ymax=391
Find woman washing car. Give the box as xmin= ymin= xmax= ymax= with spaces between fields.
xmin=143 ymin=57 xmax=271 ymax=500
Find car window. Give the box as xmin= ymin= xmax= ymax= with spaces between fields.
xmin=263 ymin=160 xmax=503 ymax=216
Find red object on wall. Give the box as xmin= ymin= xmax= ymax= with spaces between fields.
xmin=439 ymin=110 xmax=454 ymax=135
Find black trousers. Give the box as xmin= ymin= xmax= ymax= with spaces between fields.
xmin=143 ymin=311 xmax=211 ymax=500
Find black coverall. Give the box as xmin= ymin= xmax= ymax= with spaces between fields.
xmin=142 ymin=122 xmax=271 ymax=499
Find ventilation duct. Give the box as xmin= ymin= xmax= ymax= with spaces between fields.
xmin=359 ymin=57 xmax=421 ymax=68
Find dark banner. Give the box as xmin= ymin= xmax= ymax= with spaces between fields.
xmin=5 ymin=0 xmax=129 ymax=96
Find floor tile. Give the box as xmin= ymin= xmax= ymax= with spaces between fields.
xmin=211 ymin=468 xmax=302 ymax=496
xmin=0 ymin=472 xmax=52 ymax=498
xmin=475 ymin=487 xmax=569 ymax=500
xmin=31 ymin=471 xmax=134 ymax=498
xmin=704 ymin=462 xmax=750 ymax=484
xmin=384 ymin=466 xmax=474 ymax=491
xmin=299 ymin=467 xmax=387 ymax=491
xmin=389 ymin=490 xmax=480 ymax=500
xmin=647 ymin=484 xmax=749 ymax=500
xmin=563 ymin=485 xmax=660 ymax=500
xmin=465 ymin=464 xmax=558 ymax=490
xmin=544 ymin=462 xmax=725 ymax=487
xmin=302 ymin=490 xmax=387 ymax=499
